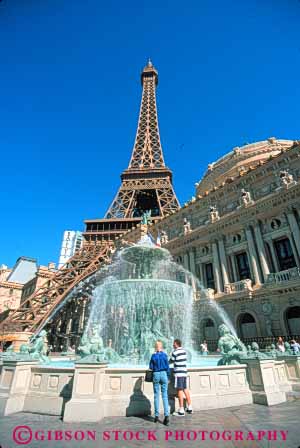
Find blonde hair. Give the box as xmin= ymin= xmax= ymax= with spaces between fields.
xmin=155 ymin=340 xmax=163 ymax=351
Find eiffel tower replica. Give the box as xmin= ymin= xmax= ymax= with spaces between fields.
xmin=0 ymin=60 xmax=180 ymax=346
xmin=83 ymin=59 xmax=180 ymax=245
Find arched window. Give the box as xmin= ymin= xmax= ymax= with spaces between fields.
xmin=286 ymin=306 xmax=300 ymax=335
xmin=240 ymin=313 xmax=255 ymax=324
xmin=205 ymin=318 xmax=215 ymax=327
xmin=238 ymin=312 xmax=257 ymax=338
xmin=202 ymin=318 xmax=217 ymax=340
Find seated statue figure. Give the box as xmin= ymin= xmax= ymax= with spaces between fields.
xmin=89 ymin=325 xmax=104 ymax=354
xmin=269 ymin=343 xmax=278 ymax=358
xmin=263 ymin=343 xmax=277 ymax=358
xmin=77 ymin=333 xmax=91 ymax=357
xmin=283 ymin=341 xmax=294 ymax=355
xmin=104 ymin=339 xmax=121 ymax=363
xmin=19 ymin=330 xmax=49 ymax=363
xmin=250 ymin=342 xmax=270 ymax=359
xmin=217 ymin=324 xmax=247 ymax=365
xmin=77 ymin=325 xmax=105 ymax=362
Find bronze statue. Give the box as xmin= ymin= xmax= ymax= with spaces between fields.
xmin=141 ymin=210 xmax=152 ymax=225
xmin=217 ymin=324 xmax=247 ymax=365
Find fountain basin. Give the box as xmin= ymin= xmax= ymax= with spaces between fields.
xmin=0 ymin=360 xmax=252 ymax=419
xmin=1 ymin=356 xmax=294 ymax=421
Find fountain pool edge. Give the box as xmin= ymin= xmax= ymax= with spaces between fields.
xmin=0 ymin=360 xmax=253 ymax=419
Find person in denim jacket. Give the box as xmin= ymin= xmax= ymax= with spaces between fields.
xmin=149 ymin=340 xmax=170 ymax=425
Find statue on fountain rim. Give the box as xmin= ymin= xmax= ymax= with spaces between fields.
xmin=247 ymin=342 xmax=271 ymax=359
xmin=217 ymin=324 xmax=247 ymax=365
xmin=77 ymin=324 xmax=106 ymax=363
xmin=283 ymin=341 xmax=294 ymax=356
xmin=104 ymin=339 xmax=121 ymax=363
xmin=266 ymin=343 xmax=278 ymax=358
xmin=19 ymin=330 xmax=49 ymax=363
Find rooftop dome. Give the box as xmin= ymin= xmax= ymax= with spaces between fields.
xmin=195 ymin=138 xmax=296 ymax=195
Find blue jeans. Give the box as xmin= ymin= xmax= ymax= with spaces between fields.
xmin=153 ymin=371 xmax=169 ymax=417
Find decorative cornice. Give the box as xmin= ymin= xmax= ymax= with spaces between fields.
xmin=0 ymin=281 xmax=23 ymax=290
xmin=165 ymin=182 xmax=300 ymax=252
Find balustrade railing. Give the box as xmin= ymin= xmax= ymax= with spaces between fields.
xmin=224 ymin=279 xmax=252 ymax=294
xmin=266 ymin=267 xmax=300 ymax=284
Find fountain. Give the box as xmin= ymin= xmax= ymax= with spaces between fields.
xmin=81 ymin=235 xmax=194 ymax=365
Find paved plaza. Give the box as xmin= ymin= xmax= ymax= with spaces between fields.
xmin=0 ymin=401 xmax=299 ymax=448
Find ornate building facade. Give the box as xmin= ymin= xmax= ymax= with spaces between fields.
xmin=138 ymin=138 xmax=300 ymax=346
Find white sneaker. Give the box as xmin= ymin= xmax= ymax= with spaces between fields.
xmin=185 ymin=405 xmax=193 ymax=414
xmin=173 ymin=408 xmax=185 ymax=416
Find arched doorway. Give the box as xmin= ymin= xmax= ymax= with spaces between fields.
xmin=238 ymin=313 xmax=258 ymax=338
xmin=202 ymin=318 xmax=218 ymax=340
xmin=286 ymin=306 xmax=300 ymax=335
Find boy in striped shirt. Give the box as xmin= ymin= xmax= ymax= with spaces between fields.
xmin=169 ymin=339 xmax=192 ymax=416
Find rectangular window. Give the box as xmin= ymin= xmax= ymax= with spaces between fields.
xmin=274 ymin=238 xmax=296 ymax=271
xmin=235 ymin=252 xmax=251 ymax=280
xmin=205 ymin=263 xmax=215 ymax=289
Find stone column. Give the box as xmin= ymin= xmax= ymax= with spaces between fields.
xmin=245 ymin=227 xmax=261 ymax=285
xmin=230 ymin=254 xmax=238 ymax=282
xmin=218 ymin=238 xmax=230 ymax=286
xmin=243 ymin=358 xmax=290 ymax=406
xmin=0 ymin=359 xmax=38 ymax=416
xmin=183 ymin=253 xmax=190 ymax=271
xmin=254 ymin=224 xmax=270 ymax=282
xmin=287 ymin=233 xmax=300 ymax=268
xmin=183 ymin=253 xmax=191 ymax=285
xmin=269 ymin=240 xmax=280 ymax=271
xmin=197 ymin=262 xmax=204 ymax=285
xmin=281 ymin=355 xmax=300 ymax=383
xmin=64 ymin=361 xmax=108 ymax=422
xmin=189 ymin=249 xmax=196 ymax=275
xmin=212 ymin=241 xmax=222 ymax=293
xmin=287 ymin=211 xmax=300 ymax=257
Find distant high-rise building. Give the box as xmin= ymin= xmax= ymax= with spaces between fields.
xmin=58 ymin=231 xmax=83 ymax=268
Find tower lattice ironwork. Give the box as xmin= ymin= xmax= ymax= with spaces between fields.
xmin=105 ymin=60 xmax=179 ymax=220
xmin=84 ymin=60 xmax=180 ymax=245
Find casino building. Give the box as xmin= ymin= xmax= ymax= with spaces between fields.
xmin=147 ymin=138 xmax=300 ymax=346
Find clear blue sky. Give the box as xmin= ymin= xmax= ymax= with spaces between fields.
xmin=0 ymin=0 xmax=299 ymax=267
